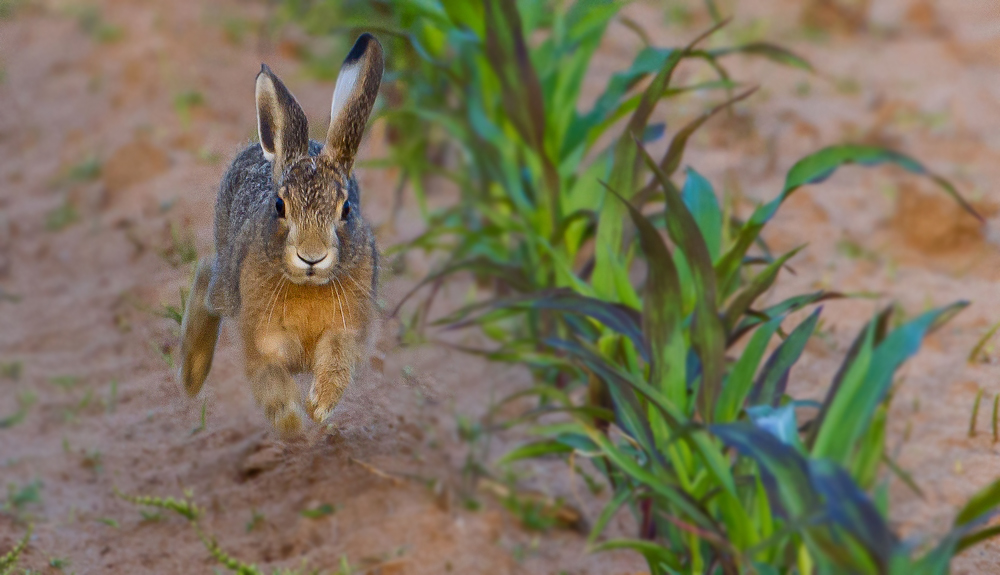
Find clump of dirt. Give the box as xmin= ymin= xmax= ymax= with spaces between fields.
xmin=800 ymin=0 xmax=871 ymax=34
xmin=891 ymin=182 xmax=995 ymax=254
xmin=904 ymin=0 xmax=945 ymax=35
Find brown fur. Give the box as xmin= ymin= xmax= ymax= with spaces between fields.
xmin=177 ymin=34 xmax=384 ymax=435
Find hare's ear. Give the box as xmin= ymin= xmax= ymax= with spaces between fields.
xmin=255 ymin=64 xmax=309 ymax=176
xmin=321 ymin=33 xmax=383 ymax=169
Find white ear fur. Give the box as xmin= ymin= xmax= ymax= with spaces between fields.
xmin=329 ymin=61 xmax=361 ymax=127
xmin=255 ymin=72 xmax=277 ymax=163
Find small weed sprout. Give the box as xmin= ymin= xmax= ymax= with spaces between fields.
xmin=65 ymin=155 xmax=102 ymax=183
xmin=4 ymin=479 xmax=42 ymax=514
xmin=300 ymin=503 xmax=336 ymax=519
xmin=0 ymin=523 xmax=32 ymax=574
xmin=173 ymin=90 xmax=205 ymax=126
xmin=0 ymin=360 xmax=22 ymax=380
xmin=107 ymin=379 xmax=118 ymax=414
xmin=245 ymin=509 xmax=265 ymax=533
xmin=45 ymin=197 xmax=79 ymax=232
xmin=969 ymin=388 xmax=984 ymax=437
xmin=190 ymin=400 xmax=207 ymax=435
xmin=0 ymin=391 xmax=35 ymax=429
xmin=74 ymin=6 xmax=124 ymax=43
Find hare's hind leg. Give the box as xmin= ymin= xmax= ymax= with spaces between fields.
xmin=178 ymin=258 xmax=222 ymax=396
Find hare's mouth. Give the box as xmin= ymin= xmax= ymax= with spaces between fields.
xmin=283 ymin=270 xmax=332 ymax=286
xmin=282 ymin=246 xmax=337 ymax=285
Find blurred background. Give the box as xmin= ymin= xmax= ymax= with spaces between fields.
xmin=1 ymin=0 xmax=1000 ymax=573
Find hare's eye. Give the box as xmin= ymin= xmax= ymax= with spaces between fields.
xmin=275 ymin=197 xmax=285 ymax=218
xmin=341 ymin=200 xmax=351 ymax=220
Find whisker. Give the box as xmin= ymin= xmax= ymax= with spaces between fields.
xmin=344 ymin=272 xmax=371 ymax=298
xmin=263 ymin=276 xmax=284 ymax=329
xmin=280 ymin=279 xmax=289 ymax=320
xmin=336 ymin=277 xmax=354 ymax=327
xmin=332 ymin=278 xmax=347 ymax=331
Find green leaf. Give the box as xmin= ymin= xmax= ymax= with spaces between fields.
xmin=545 ymin=337 xmax=659 ymax=452
xmin=446 ymin=288 xmax=648 ymax=360
xmin=681 ymin=168 xmax=723 ymax=262
xmin=711 ymin=423 xmax=817 ymax=519
xmin=496 ymin=440 xmax=573 ymax=465
xmin=593 ymin=19 xmax=728 ymax=298
xmin=637 ymin=141 xmax=726 ymax=422
xmin=814 ymin=302 xmax=967 ymax=463
xmin=729 ymin=291 xmax=843 ymax=346
xmin=808 ymin=458 xmax=898 ymax=570
xmin=300 ymin=503 xmax=336 ymax=519
xmin=806 ymin=307 xmax=892 ymax=450
xmin=716 ymin=145 xmax=979 ymax=295
xmin=707 ymin=42 xmax=814 ymax=72
xmin=590 ymin=539 xmax=683 ymax=571
xmin=587 ymin=488 xmax=632 ymax=546
xmin=722 ymin=246 xmax=804 ymax=333
xmin=956 ymin=523 xmax=1000 ymax=554
xmin=601 ymin=182 xmax=686 ymax=407
xmin=748 ymin=307 xmax=821 ymax=408
xmin=955 ymin=477 xmax=1000 ymax=526
xmin=747 ymin=403 xmax=804 ymax=450
xmin=716 ymin=315 xmax=782 ymax=423
xmin=655 ymin=87 xmax=757 ymax=180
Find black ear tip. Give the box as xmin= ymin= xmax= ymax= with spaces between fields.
xmin=344 ymin=33 xmax=378 ymax=65
xmin=259 ymin=63 xmax=273 ymax=77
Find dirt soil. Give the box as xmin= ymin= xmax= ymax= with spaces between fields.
xmin=2 ymin=0 xmax=1000 ymax=573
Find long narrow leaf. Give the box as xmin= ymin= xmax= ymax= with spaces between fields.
xmin=637 ymin=141 xmax=726 ymax=422
xmin=748 ymin=308 xmax=822 ymax=408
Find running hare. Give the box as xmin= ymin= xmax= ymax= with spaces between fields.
xmin=178 ymin=34 xmax=383 ymax=435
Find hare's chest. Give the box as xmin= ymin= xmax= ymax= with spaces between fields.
xmin=278 ymin=284 xmax=345 ymax=346
xmin=240 ymin=275 xmax=356 ymax=367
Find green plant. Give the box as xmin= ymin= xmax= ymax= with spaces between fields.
xmin=0 ymin=523 xmax=31 ymax=575
xmin=61 ymin=389 xmax=94 ymax=424
xmin=0 ymin=391 xmax=35 ymax=429
xmin=45 ymin=198 xmax=79 ymax=232
xmin=160 ymin=221 xmax=198 ymax=267
xmin=300 ymin=503 xmax=336 ymax=519
xmin=0 ymin=0 xmax=28 ymax=21
xmin=246 ymin=509 xmax=265 ymax=533
xmin=73 ymin=5 xmax=124 ymax=43
xmin=969 ymin=388 xmax=984 ymax=437
xmin=173 ymin=90 xmax=205 ymax=126
xmin=48 ymin=376 xmax=80 ymax=390
xmin=64 ymin=155 xmax=102 ymax=183
xmin=4 ymin=480 xmax=42 ymax=514
xmin=190 ymin=399 xmax=207 ymax=435
xmin=0 ymin=361 xmax=21 ymax=380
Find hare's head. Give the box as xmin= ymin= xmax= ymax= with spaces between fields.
xmin=254 ymin=34 xmax=383 ymax=286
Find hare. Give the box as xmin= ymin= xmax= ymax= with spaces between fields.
xmin=177 ymin=34 xmax=383 ymax=435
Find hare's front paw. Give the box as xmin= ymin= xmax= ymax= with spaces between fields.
xmin=307 ymin=374 xmax=349 ymax=424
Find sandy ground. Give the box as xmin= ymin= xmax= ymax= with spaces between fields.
xmin=1 ymin=0 xmax=1000 ymax=573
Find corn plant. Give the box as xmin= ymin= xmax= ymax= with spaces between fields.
xmin=484 ymin=142 xmax=997 ymax=572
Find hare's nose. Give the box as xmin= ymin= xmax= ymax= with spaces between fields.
xmin=296 ymin=251 xmax=328 ymax=266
